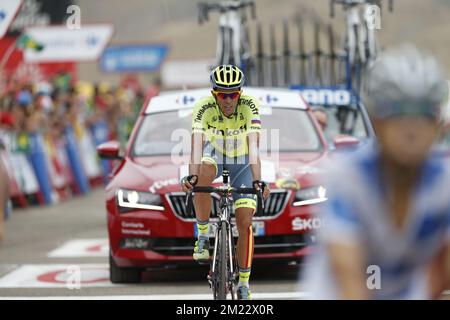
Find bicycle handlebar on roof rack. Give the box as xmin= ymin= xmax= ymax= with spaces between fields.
xmin=198 ymin=0 xmax=256 ymax=25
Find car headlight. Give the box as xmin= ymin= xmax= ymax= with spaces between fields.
xmin=293 ymin=185 xmax=327 ymax=206
xmin=117 ymin=189 xmax=164 ymax=212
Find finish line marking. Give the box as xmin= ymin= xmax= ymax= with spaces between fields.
xmin=0 ymin=264 xmax=111 ymax=288
xmin=0 ymin=291 xmax=309 ymax=300
xmin=47 ymin=239 xmax=109 ymax=258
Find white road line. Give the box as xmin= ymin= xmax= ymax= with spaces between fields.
xmin=0 ymin=291 xmax=309 ymax=300
xmin=0 ymin=264 xmax=111 ymax=288
xmin=47 ymin=239 xmax=109 ymax=258
xmin=1 ymin=291 xmax=449 ymax=300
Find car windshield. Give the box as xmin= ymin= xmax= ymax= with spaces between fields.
xmin=319 ymin=105 xmax=370 ymax=143
xmin=132 ymin=107 xmax=323 ymax=156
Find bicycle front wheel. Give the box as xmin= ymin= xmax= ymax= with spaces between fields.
xmin=216 ymin=220 xmax=228 ymax=300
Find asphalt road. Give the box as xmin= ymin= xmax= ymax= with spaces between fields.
xmin=2 ymin=189 xmax=448 ymax=300
xmin=0 ymin=189 xmax=303 ymax=300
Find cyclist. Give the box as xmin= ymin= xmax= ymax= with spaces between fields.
xmin=303 ymin=44 xmax=450 ymax=299
xmin=181 ymin=65 xmax=269 ymax=300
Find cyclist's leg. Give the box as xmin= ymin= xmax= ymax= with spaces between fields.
xmin=195 ymin=141 xmax=222 ymax=222
xmin=194 ymin=162 xmax=216 ymax=222
xmin=229 ymin=159 xmax=256 ymax=299
xmin=193 ymin=143 xmax=222 ymax=261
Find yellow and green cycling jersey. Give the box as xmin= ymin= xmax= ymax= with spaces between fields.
xmin=191 ymin=94 xmax=261 ymax=158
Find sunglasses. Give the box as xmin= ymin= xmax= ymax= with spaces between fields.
xmin=213 ymin=90 xmax=241 ymax=100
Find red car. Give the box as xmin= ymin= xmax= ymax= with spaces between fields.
xmin=98 ymin=87 xmax=345 ymax=283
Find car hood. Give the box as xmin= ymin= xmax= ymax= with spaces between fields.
xmin=121 ymin=152 xmax=327 ymax=194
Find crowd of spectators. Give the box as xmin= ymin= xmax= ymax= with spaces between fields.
xmin=0 ymin=72 xmax=159 ymax=239
xmin=0 ymin=73 xmax=148 ymax=147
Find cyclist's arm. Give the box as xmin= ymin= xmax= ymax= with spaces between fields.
xmin=245 ymin=96 xmax=261 ymax=181
xmin=321 ymin=165 xmax=369 ymax=299
xmin=328 ymin=241 xmax=369 ymax=299
xmin=428 ymin=211 xmax=450 ymax=299
xmin=190 ymin=99 xmax=209 ymax=176
xmin=189 ymin=132 xmax=204 ymax=176
xmin=427 ymin=243 xmax=450 ymax=299
xmin=248 ymin=132 xmax=261 ymax=181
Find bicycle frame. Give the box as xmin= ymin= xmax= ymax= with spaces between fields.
xmin=186 ymin=169 xmax=263 ymax=300
xmin=209 ymin=185 xmax=238 ymax=299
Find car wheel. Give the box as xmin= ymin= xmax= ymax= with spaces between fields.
xmin=109 ymin=253 xmax=142 ymax=284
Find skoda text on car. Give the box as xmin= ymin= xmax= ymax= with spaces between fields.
xmin=98 ymin=87 xmax=331 ymax=283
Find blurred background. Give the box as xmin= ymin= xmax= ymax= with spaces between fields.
xmin=2 ymin=0 xmax=449 ymax=88
xmin=0 ymin=0 xmax=449 ymax=300
xmin=0 ymin=0 xmax=449 ymax=208
xmin=76 ymin=0 xmax=450 ymax=86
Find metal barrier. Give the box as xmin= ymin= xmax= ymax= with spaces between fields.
xmin=0 ymin=119 xmax=112 ymax=208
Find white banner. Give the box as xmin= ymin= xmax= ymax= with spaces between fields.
xmin=0 ymin=0 xmax=22 ymax=38
xmin=24 ymin=24 xmax=114 ymax=62
xmin=162 ymin=59 xmax=214 ymax=88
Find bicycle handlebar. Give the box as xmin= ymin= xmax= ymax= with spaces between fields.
xmin=185 ymin=185 xmax=265 ymax=216
xmin=191 ymin=186 xmax=257 ymax=194
xmin=198 ymin=0 xmax=256 ymax=24
xmin=329 ymin=0 xmax=394 ymax=16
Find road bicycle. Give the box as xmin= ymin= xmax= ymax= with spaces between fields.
xmin=186 ymin=169 xmax=264 ymax=300
xmin=198 ymin=0 xmax=256 ymax=76
xmin=330 ymin=0 xmax=393 ymax=92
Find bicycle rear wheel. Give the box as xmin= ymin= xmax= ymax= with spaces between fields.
xmin=216 ymin=220 xmax=228 ymax=300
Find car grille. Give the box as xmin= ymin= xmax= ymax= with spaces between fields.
xmin=166 ymin=190 xmax=290 ymax=221
xmin=121 ymin=234 xmax=309 ymax=256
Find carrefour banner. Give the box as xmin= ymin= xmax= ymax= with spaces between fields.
xmin=23 ymin=24 xmax=113 ymax=62
xmin=0 ymin=0 xmax=22 ymax=38
xmin=100 ymin=44 xmax=168 ymax=73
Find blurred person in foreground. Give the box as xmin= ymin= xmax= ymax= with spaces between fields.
xmin=302 ymin=44 xmax=450 ymax=299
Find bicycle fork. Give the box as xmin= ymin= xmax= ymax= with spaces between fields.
xmin=208 ymin=223 xmax=221 ymax=289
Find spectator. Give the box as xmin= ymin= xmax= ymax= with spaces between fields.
xmin=313 ymin=107 xmax=328 ymax=132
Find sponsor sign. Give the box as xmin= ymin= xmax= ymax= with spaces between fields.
xmin=100 ymin=44 xmax=168 ymax=73
xmin=23 ymin=24 xmax=113 ymax=62
xmin=162 ymin=59 xmax=213 ymax=88
xmin=292 ymin=217 xmax=323 ymax=231
xmin=290 ymin=86 xmax=354 ymax=107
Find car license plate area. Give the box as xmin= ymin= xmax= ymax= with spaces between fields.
xmin=194 ymin=221 xmax=265 ymax=238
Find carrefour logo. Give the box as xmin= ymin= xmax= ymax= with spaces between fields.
xmin=86 ymin=35 xmax=99 ymax=47
xmin=176 ymin=96 xmax=196 ymax=105
xmin=265 ymin=95 xmax=278 ymax=103
xmin=300 ymin=89 xmax=352 ymax=106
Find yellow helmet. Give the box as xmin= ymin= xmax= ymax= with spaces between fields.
xmin=210 ymin=65 xmax=245 ymax=90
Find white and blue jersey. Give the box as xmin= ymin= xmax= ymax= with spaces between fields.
xmin=303 ymin=143 xmax=450 ymax=299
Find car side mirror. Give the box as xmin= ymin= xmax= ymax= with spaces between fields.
xmin=97 ymin=141 xmax=123 ymax=160
xmin=333 ymin=135 xmax=360 ymax=149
